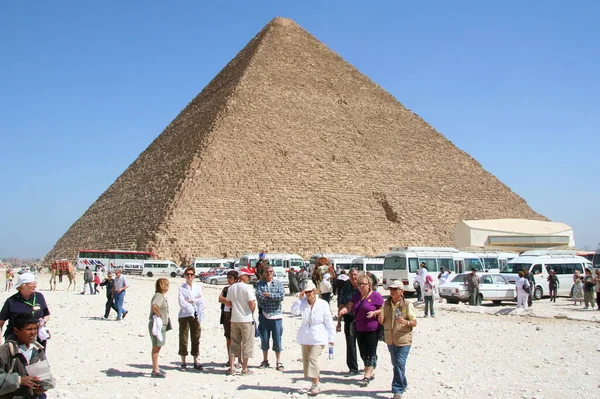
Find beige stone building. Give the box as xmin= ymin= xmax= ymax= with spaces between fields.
xmin=45 ymin=17 xmax=546 ymax=265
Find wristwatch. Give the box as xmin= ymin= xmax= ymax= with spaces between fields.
xmin=405 ymin=320 xmax=410 ymax=327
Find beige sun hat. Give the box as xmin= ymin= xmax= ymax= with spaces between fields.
xmin=386 ymin=280 xmax=404 ymax=290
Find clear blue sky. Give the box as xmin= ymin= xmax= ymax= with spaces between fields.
xmin=1 ymin=1 xmax=598 ymax=258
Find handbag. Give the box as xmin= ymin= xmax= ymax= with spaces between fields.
xmin=166 ymin=317 xmax=173 ymax=331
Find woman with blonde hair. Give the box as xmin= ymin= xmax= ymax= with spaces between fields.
xmin=149 ymin=278 xmax=170 ymax=377
xmin=338 ymin=274 xmax=384 ymax=386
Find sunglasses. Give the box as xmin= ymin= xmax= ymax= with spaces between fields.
xmin=185 ymin=273 xmax=195 ymax=276
xmin=389 ymin=288 xmax=400 ymax=291
xmin=266 ymin=270 xmax=275 ymax=274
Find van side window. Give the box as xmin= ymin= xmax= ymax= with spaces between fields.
xmin=482 ymin=275 xmax=493 ymax=284
xmin=552 ymin=264 xmax=564 ymax=274
xmin=531 ymin=264 xmax=542 ymax=274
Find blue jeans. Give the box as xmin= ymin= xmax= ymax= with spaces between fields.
xmin=424 ymin=296 xmax=434 ymax=316
xmin=388 ymin=344 xmax=411 ymax=394
xmin=114 ymin=291 xmax=127 ymax=319
xmin=258 ymin=313 xmax=283 ymax=353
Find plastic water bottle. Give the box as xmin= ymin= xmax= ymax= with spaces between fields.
xmin=328 ymin=343 xmax=334 ymax=360
xmin=395 ymin=307 xmax=402 ymax=331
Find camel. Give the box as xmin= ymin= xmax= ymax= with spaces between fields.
xmin=49 ymin=260 xmax=76 ymax=291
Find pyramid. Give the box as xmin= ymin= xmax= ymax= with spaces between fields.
xmin=45 ymin=17 xmax=546 ymax=264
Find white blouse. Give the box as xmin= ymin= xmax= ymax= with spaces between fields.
xmin=291 ymin=297 xmax=335 ymax=346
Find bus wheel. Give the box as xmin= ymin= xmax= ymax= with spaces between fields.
xmin=171 ymin=272 xmax=177 ymax=278
xmin=533 ymin=286 xmax=543 ymax=300
xmin=147 ymin=272 xmax=153 ymax=278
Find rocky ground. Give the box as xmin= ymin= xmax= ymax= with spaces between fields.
xmin=7 ymin=273 xmax=598 ymax=399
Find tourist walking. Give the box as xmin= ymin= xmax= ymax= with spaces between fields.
xmin=149 ymin=278 xmax=170 ymax=378
xmin=465 ymin=268 xmax=480 ymax=306
xmin=0 ymin=273 xmax=51 ymax=348
xmin=81 ymin=266 xmax=94 ymax=295
xmin=177 ymin=267 xmax=205 ymax=371
xmin=93 ymin=272 xmax=101 ymax=294
xmin=336 ymin=268 xmax=360 ymax=377
xmin=378 ymin=280 xmax=417 ymax=399
xmin=219 ymin=270 xmax=239 ymax=365
xmin=338 ymin=274 xmax=384 ymax=386
xmin=256 ymin=265 xmax=285 ymax=371
xmin=583 ymin=268 xmax=595 ymax=309
xmin=112 ymin=269 xmax=129 ymax=320
xmin=5 ymin=266 xmax=14 ymax=291
xmin=100 ymin=272 xmax=118 ymax=319
xmin=547 ymin=269 xmax=559 ymax=302
xmin=515 ymin=271 xmax=529 ymax=310
xmin=224 ymin=267 xmax=257 ymax=376
xmin=291 ymin=281 xmax=335 ymax=396
xmin=288 ymin=268 xmax=300 ymax=295
xmin=319 ymin=273 xmax=333 ymax=304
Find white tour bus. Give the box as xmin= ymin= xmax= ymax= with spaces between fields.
xmin=382 ymin=247 xmax=484 ymax=293
xmin=351 ymin=257 xmax=385 ymax=282
xmin=76 ymin=249 xmax=155 ymax=271
xmin=192 ymin=258 xmax=236 ymax=275
xmin=499 ymin=250 xmax=591 ymax=300
xmin=470 ymin=251 xmax=518 ymax=273
xmin=142 ymin=259 xmax=179 ymax=278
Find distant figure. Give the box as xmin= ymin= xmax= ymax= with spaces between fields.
xmin=573 ymin=277 xmax=584 ymax=306
xmin=422 ymin=275 xmax=435 ymax=317
xmin=547 ymin=269 xmax=559 ymax=302
xmin=297 ymin=267 xmax=309 ymax=291
xmin=100 ymin=272 xmax=118 ymax=319
xmin=288 ymin=268 xmax=300 ymax=295
xmin=515 ymin=271 xmax=529 ymax=310
xmin=583 ymin=268 xmax=595 ymax=309
xmin=112 ymin=269 xmax=129 ymax=320
xmin=594 ymin=269 xmax=600 ymax=310
xmin=319 ymin=273 xmax=332 ymax=304
xmin=465 ymin=268 xmax=480 ymax=306
xmin=93 ymin=272 xmax=101 ymax=294
xmin=81 ymin=266 xmax=94 ymax=295
xmin=523 ymin=268 xmax=535 ymax=307
xmin=5 ymin=267 xmax=14 ymax=291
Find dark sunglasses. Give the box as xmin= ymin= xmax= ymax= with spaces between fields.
xmin=185 ymin=273 xmax=195 ymax=276
xmin=389 ymin=288 xmax=400 ymax=291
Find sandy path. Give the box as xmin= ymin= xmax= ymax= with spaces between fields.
xmin=4 ymin=274 xmax=597 ymax=399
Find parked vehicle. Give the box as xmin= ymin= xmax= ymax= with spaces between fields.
xmin=203 ymin=270 xmax=229 ymax=285
xmin=192 ymin=258 xmax=236 ymax=275
xmin=198 ymin=267 xmax=227 ymax=280
xmin=500 ymin=250 xmax=590 ymax=300
xmin=469 ymin=251 xmax=517 ymax=273
xmin=382 ymin=247 xmax=484 ymax=293
xmin=266 ymin=253 xmax=304 ymax=274
xmin=351 ymin=257 xmax=384 ymax=281
xmin=142 ymin=260 xmax=179 ymax=278
xmin=122 ymin=262 xmax=143 ymax=275
xmin=439 ymin=272 xmax=516 ymax=305
xmin=274 ymin=270 xmax=289 ymax=288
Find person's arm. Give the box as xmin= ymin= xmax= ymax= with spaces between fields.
xmin=338 ymin=301 xmax=354 ymax=318
xmin=269 ymin=282 xmax=284 ymax=301
xmin=178 ymin=286 xmax=189 ymax=308
xmin=290 ymin=296 xmax=303 ymax=316
xmin=248 ymin=299 xmax=256 ymax=313
xmin=151 ymin=303 xmax=161 ymax=318
xmin=323 ymin=301 xmax=335 ymax=344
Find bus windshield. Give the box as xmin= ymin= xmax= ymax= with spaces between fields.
xmin=593 ymin=251 xmax=600 ymax=269
xmin=500 ymin=263 xmax=532 ymax=273
xmin=383 ymin=257 xmax=406 ymax=270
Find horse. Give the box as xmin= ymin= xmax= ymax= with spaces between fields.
xmin=49 ymin=260 xmax=76 ymax=291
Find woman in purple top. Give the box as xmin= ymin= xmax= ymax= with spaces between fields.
xmin=338 ymin=274 xmax=384 ymax=386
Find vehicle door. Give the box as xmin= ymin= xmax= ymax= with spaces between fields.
xmin=492 ymin=274 xmax=513 ymax=299
xmin=479 ymin=274 xmax=496 ymax=300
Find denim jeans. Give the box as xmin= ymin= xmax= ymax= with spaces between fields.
xmin=388 ymin=344 xmax=411 ymax=394
xmin=114 ymin=291 xmax=127 ymax=319
xmin=258 ymin=313 xmax=283 ymax=352
xmin=424 ymin=296 xmax=434 ymax=316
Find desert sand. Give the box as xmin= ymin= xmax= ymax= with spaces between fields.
xmin=3 ymin=273 xmax=599 ymax=399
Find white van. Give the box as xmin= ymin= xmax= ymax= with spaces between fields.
xmin=500 ymin=250 xmax=591 ymax=299
xmin=122 ymin=262 xmax=143 ymax=275
xmin=351 ymin=257 xmax=385 ymax=282
xmin=192 ymin=258 xmax=236 ymax=275
xmin=142 ymin=260 xmax=179 ymax=278
xmin=266 ymin=253 xmax=304 ymax=274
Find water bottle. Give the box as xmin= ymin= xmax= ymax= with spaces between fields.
xmin=395 ymin=307 xmax=402 ymax=331
xmin=328 ymin=343 xmax=334 ymax=360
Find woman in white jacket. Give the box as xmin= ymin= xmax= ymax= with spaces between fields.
xmin=291 ymin=281 xmax=335 ymax=396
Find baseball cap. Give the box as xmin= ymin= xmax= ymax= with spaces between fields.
xmin=238 ymin=267 xmax=254 ymax=276
xmin=15 ymin=272 xmax=36 ymax=289
xmin=304 ymin=281 xmax=316 ymax=292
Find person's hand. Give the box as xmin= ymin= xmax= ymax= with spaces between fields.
xmin=20 ymin=376 xmax=41 ymax=389
xmin=263 ymin=292 xmax=270 ymax=298
xmin=336 ymin=323 xmax=341 ymax=333
xmin=377 ymin=314 xmax=384 ymax=324
xmin=299 ymin=290 xmax=305 ymax=299
xmin=338 ymin=308 xmax=348 ymax=317
xmin=328 ymin=342 xmax=334 ymax=346
xmin=366 ymin=311 xmax=375 ymax=319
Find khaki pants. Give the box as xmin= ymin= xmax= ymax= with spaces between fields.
xmin=178 ymin=316 xmax=201 ymax=357
xmin=230 ymin=322 xmax=254 ymax=359
xmin=302 ymin=345 xmax=324 ymax=378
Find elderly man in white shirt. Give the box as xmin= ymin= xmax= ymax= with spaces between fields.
xmin=225 ymin=267 xmax=257 ymax=376
xmin=291 ymin=281 xmax=335 ymax=396
xmin=178 ymin=267 xmax=205 ymax=371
